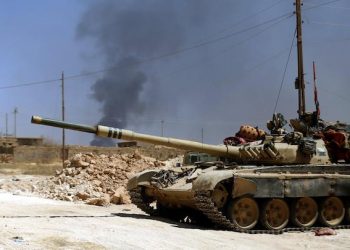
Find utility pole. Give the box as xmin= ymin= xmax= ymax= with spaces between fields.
xmin=201 ymin=128 xmax=204 ymax=144
xmin=295 ymin=0 xmax=306 ymax=118
xmin=13 ymin=107 xmax=18 ymax=137
xmin=61 ymin=72 xmax=66 ymax=166
xmin=161 ymin=120 xmax=164 ymax=137
xmin=5 ymin=113 xmax=8 ymax=137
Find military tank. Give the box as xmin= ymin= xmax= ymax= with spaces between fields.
xmin=31 ymin=0 xmax=350 ymax=233
xmin=31 ymin=113 xmax=350 ymax=233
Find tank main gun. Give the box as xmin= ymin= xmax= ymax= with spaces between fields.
xmin=31 ymin=116 xmax=240 ymax=157
xmin=31 ymin=116 xmax=330 ymax=165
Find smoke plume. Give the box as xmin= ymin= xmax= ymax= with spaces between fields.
xmin=77 ymin=1 xmax=189 ymax=146
xmin=77 ymin=1 xmax=297 ymax=146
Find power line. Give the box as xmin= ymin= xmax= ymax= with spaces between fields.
xmin=318 ymin=85 xmax=350 ymax=104
xmin=304 ymin=2 xmax=350 ymax=10
xmin=204 ymin=46 xmax=291 ymax=101
xmin=17 ymin=25 xmax=344 ymax=95
xmin=0 ymin=78 xmax=60 ymax=90
xmin=222 ymin=14 xmax=293 ymax=53
xmin=304 ymin=0 xmax=343 ymax=11
xmin=273 ymin=28 xmax=297 ymax=114
xmin=0 ymin=12 xmax=293 ymax=90
xmin=0 ymin=1 xmax=344 ymax=91
xmin=151 ymin=14 xmax=293 ymax=84
xmin=65 ymin=12 xmax=293 ymax=79
xmin=113 ymin=117 xmax=268 ymax=126
xmin=200 ymin=0 xmax=285 ymax=41
xmin=309 ymin=21 xmax=350 ymax=28
xmin=304 ymin=37 xmax=350 ymax=45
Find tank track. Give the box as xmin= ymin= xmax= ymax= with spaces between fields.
xmin=194 ymin=191 xmax=283 ymax=234
xmin=130 ymin=187 xmax=350 ymax=234
xmin=129 ymin=188 xmax=188 ymax=221
xmin=129 ymin=187 xmax=158 ymax=216
xmin=194 ymin=191 xmax=350 ymax=234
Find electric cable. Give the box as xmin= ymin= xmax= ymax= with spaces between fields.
xmin=304 ymin=0 xmax=343 ymax=11
xmin=0 ymin=12 xmax=293 ymax=89
xmin=151 ymin=14 xmax=293 ymax=84
xmin=0 ymin=78 xmax=60 ymax=90
xmin=309 ymin=21 xmax=350 ymax=28
xmin=199 ymin=0 xmax=285 ymax=41
xmin=273 ymin=28 xmax=297 ymax=114
xmin=304 ymin=2 xmax=350 ymax=10
xmin=65 ymin=12 xmax=294 ymax=81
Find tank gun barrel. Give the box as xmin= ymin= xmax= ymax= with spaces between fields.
xmin=31 ymin=116 xmax=238 ymax=157
xmin=32 ymin=116 xmax=96 ymax=134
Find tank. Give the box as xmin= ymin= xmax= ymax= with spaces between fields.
xmin=31 ymin=114 xmax=350 ymax=233
xmin=30 ymin=1 xmax=350 ymax=233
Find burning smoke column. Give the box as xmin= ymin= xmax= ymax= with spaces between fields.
xmin=77 ymin=1 xmax=185 ymax=146
xmin=90 ymin=57 xmax=146 ymax=146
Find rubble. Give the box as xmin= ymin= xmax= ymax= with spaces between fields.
xmin=314 ymin=228 xmax=337 ymax=236
xmin=33 ymin=152 xmax=165 ymax=206
xmin=0 ymin=154 xmax=13 ymax=163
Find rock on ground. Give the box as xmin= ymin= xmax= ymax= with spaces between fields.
xmin=0 ymin=152 xmax=167 ymax=207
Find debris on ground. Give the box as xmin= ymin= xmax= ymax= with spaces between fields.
xmin=0 ymin=152 xmax=182 ymax=207
xmin=32 ymin=152 xmax=165 ymax=206
xmin=11 ymin=236 xmax=25 ymax=243
xmin=314 ymin=228 xmax=337 ymax=236
xmin=0 ymin=154 xmax=13 ymax=163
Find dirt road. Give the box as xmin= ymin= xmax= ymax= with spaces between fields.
xmin=0 ymin=191 xmax=349 ymax=250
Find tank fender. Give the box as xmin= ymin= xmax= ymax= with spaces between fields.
xmin=126 ymin=170 xmax=158 ymax=190
xmin=232 ymin=177 xmax=257 ymax=198
xmin=192 ymin=170 xmax=233 ymax=191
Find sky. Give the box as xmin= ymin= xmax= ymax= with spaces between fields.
xmin=0 ymin=0 xmax=349 ymax=146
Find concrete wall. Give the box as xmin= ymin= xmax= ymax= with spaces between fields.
xmin=14 ymin=146 xmax=61 ymax=163
xmin=17 ymin=137 xmax=43 ymax=146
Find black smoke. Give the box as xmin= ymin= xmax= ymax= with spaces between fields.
xmin=77 ymin=1 xmax=189 ymax=146
xmin=76 ymin=1 xmax=295 ymax=146
xmin=89 ymin=57 xmax=147 ymax=146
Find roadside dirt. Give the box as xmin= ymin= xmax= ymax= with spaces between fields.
xmin=0 ymin=190 xmax=349 ymax=250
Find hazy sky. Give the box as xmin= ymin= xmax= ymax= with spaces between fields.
xmin=0 ymin=0 xmax=349 ymax=146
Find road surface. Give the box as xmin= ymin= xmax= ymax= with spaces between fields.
xmin=0 ymin=191 xmax=349 ymax=249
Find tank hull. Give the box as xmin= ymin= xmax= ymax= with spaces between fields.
xmin=127 ymin=164 xmax=350 ymax=233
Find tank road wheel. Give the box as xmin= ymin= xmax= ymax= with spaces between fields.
xmin=260 ymin=199 xmax=289 ymax=230
xmin=318 ymin=197 xmax=345 ymax=226
xmin=290 ymin=197 xmax=318 ymax=228
xmin=212 ymin=183 xmax=229 ymax=209
xmin=227 ymin=197 xmax=259 ymax=230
